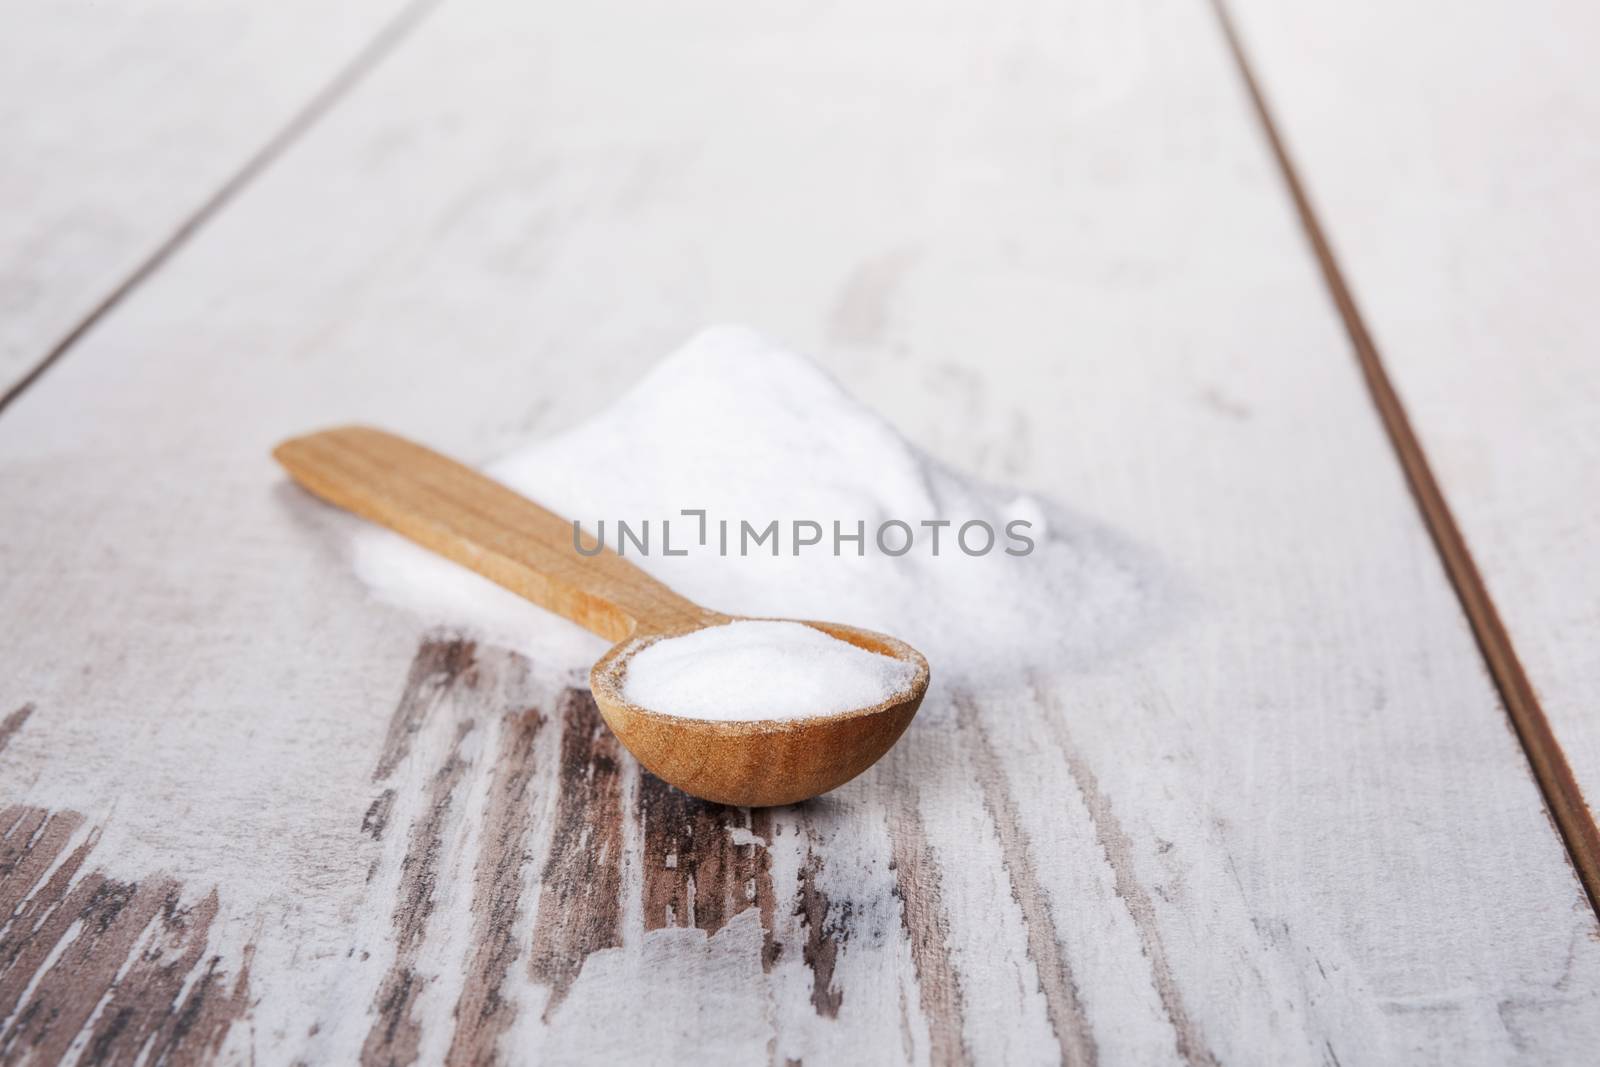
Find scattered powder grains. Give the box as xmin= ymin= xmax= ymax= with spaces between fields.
xmin=620 ymin=620 xmax=919 ymax=722
xmin=354 ymin=326 xmax=1160 ymax=707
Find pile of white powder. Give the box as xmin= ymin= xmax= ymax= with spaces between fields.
xmin=353 ymin=326 xmax=1161 ymax=714
xmin=621 ymin=620 xmax=919 ymax=722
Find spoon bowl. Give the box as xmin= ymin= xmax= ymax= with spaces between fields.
xmin=274 ymin=426 xmax=931 ymax=807
xmin=590 ymin=618 xmax=928 ymax=806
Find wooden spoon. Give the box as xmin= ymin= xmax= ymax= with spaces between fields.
xmin=273 ymin=426 xmax=929 ymax=807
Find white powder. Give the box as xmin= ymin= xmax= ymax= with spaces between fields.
xmin=353 ymin=326 xmax=1162 ymax=710
xmin=620 ymin=620 xmax=919 ymax=722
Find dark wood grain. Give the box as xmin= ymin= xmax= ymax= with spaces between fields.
xmin=639 ymin=776 xmax=776 ymax=940
xmin=448 ymin=705 xmax=544 ymax=1063
xmin=83 ymin=891 xmax=251 ymax=1067
xmin=527 ymin=690 xmax=625 ymax=1018
xmin=362 ymin=720 xmax=475 ymax=1067
xmin=375 ymin=637 xmax=479 ymax=782
xmin=889 ymin=791 xmax=970 ymax=1067
xmin=0 ymin=802 xmax=251 ymax=1066
xmin=796 ymin=842 xmax=843 ymax=1017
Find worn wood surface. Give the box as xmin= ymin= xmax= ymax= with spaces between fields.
xmin=2 ymin=0 xmax=1598 ymax=1063
xmin=0 ymin=0 xmax=417 ymax=397
xmin=1223 ymin=0 xmax=1600 ymax=856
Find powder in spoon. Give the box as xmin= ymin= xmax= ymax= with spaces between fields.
xmin=620 ymin=620 xmax=919 ymax=722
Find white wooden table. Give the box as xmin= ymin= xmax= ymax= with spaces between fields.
xmin=3 ymin=1 xmax=1597 ymax=1063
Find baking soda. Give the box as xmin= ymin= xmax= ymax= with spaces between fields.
xmin=621 ymin=620 xmax=918 ymax=722
xmin=353 ymin=326 xmax=1160 ymax=708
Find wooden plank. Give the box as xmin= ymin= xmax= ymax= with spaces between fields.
xmin=3 ymin=0 xmax=1598 ymax=1063
xmin=0 ymin=0 xmax=421 ymax=399
xmin=1220 ymin=0 xmax=1600 ymax=892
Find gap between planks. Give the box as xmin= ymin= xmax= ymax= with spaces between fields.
xmin=1207 ymin=0 xmax=1600 ymax=920
xmin=0 ymin=0 xmax=444 ymax=420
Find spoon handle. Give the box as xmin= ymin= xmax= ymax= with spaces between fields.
xmin=273 ymin=426 xmax=716 ymax=641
